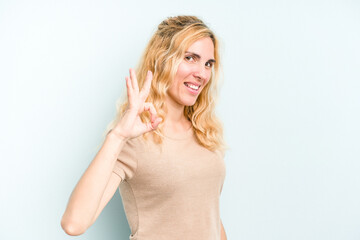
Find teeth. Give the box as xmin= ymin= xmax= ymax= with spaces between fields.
xmin=185 ymin=83 xmax=200 ymax=90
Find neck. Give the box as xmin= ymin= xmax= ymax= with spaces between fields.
xmin=163 ymin=96 xmax=191 ymax=132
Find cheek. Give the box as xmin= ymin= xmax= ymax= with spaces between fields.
xmin=204 ymin=72 xmax=212 ymax=85
xmin=203 ymin=79 xmax=210 ymax=88
xmin=176 ymin=62 xmax=193 ymax=79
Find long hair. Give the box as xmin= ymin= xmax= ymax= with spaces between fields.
xmin=103 ymin=16 xmax=228 ymax=154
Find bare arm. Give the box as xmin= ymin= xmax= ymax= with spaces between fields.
xmin=88 ymin=171 xmax=122 ymax=226
xmin=61 ymin=133 xmax=127 ymax=236
xmin=221 ymin=219 xmax=227 ymax=240
xmin=60 ymin=69 xmax=162 ymax=236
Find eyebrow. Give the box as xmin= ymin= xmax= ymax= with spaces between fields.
xmin=185 ymin=51 xmax=216 ymax=63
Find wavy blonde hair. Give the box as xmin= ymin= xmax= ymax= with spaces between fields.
xmin=103 ymin=15 xmax=228 ymax=154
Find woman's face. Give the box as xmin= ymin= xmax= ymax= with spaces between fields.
xmin=166 ymin=37 xmax=215 ymax=107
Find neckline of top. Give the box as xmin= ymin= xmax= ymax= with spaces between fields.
xmin=157 ymin=125 xmax=194 ymax=140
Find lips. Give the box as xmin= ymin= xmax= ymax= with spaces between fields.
xmin=184 ymin=82 xmax=201 ymax=90
xmin=184 ymin=82 xmax=201 ymax=87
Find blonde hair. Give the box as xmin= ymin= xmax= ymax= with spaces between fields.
xmin=103 ymin=15 xmax=228 ymax=154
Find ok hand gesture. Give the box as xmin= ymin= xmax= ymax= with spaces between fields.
xmin=114 ymin=68 xmax=162 ymax=140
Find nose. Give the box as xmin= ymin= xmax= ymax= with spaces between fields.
xmin=193 ymin=64 xmax=207 ymax=82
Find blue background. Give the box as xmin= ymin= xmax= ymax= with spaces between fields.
xmin=2 ymin=0 xmax=360 ymax=239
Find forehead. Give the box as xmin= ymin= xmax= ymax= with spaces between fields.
xmin=186 ymin=37 xmax=215 ymax=59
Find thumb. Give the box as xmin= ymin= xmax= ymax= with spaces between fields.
xmin=145 ymin=117 xmax=162 ymax=132
xmin=153 ymin=117 xmax=163 ymax=127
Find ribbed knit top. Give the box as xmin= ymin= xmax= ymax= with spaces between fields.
xmin=112 ymin=127 xmax=226 ymax=240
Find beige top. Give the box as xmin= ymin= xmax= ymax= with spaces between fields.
xmin=112 ymin=126 xmax=226 ymax=240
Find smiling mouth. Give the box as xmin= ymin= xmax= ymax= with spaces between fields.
xmin=184 ymin=82 xmax=201 ymax=90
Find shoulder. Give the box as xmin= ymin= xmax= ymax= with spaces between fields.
xmin=124 ymin=134 xmax=152 ymax=152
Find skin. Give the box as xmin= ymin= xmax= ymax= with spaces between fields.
xmin=163 ymin=37 xmax=215 ymax=134
xmin=164 ymin=37 xmax=227 ymax=239
xmin=61 ymin=69 xmax=161 ymax=235
xmin=61 ymin=37 xmax=227 ymax=239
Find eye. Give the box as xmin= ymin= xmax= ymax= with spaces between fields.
xmin=185 ymin=55 xmax=194 ymax=61
xmin=205 ymin=61 xmax=213 ymax=68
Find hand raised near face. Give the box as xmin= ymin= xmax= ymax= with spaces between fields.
xmin=113 ymin=68 xmax=162 ymax=140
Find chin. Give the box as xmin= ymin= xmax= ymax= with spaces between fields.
xmin=183 ymin=99 xmax=198 ymax=106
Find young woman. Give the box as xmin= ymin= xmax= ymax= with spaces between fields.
xmin=61 ymin=15 xmax=228 ymax=240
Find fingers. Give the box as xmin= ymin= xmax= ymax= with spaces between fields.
xmin=129 ymin=68 xmax=139 ymax=93
xmin=143 ymin=102 xmax=163 ymax=132
xmin=125 ymin=68 xmax=156 ymax=124
xmin=143 ymin=102 xmax=158 ymax=123
xmin=126 ymin=68 xmax=152 ymax=98
xmin=153 ymin=117 xmax=163 ymax=128
xmin=125 ymin=76 xmax=133 ymax=100
xmin=146 ymin=117 xmax=162 ymax=131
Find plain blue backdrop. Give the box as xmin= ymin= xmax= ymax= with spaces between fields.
xmin=2 ymin=0 xmax=360 ymax=239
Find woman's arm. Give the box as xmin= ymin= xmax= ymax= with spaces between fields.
xmin=61 ymin=132 xmax=127 ymax=236
xmin=61 ymin=69 xmax=161 ymax=236
xmin=221 ymin=219 xmax=227 ymax=240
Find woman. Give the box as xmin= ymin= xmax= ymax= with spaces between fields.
xmin=61 ymin=15 xmax=228 ymax=240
